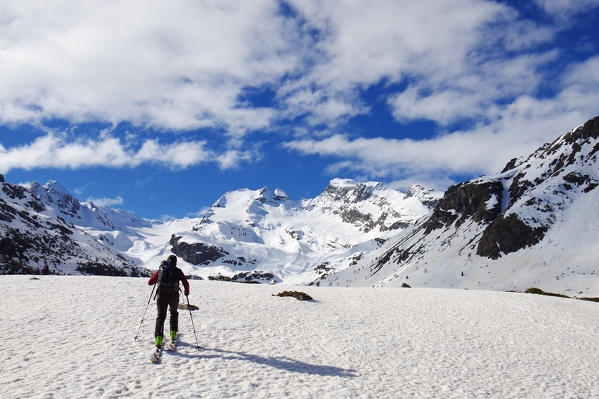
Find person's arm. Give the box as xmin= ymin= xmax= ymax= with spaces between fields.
xmin=180 ymin=271 xmax=190 ymax=295
xmin=148 ymin=270 xmax=159 ymax=285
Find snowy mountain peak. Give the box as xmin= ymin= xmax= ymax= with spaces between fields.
xmin=273 ymin=188 xmax=289 ymax=200
xmin=323 ymin=115 xmax=599 ymax=295
xmin=28 ymin=180 xmax=81 ymax=219
xmin=321 ymin=179 xmax=386 ymax=204
xmin=256 ymin=186 xmax=289 ymax=204
xmin=44 ymin=180 xmax=70 ymax=195
xmin=406 ymin=183 xmax=430 ymax=197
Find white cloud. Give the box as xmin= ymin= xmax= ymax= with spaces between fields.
xmin=0 ymin=133 xmax=252 ymax=172
xmin=533 ymin=0 xmax=599 ymax=19
xmin=0 ymin=0 xmax=592 ymax=135
xmin=1 ymin=0 xmax=598 ymax=187
xmin=0 ymin=0 xmax=300 ymax=133
xmin=285 ymin=55 xmax=599 ymax=189
xmin=85 ymin=196 xmax=124 ymax=208
xmin=279 ymin=0 xmax=560 ymax=127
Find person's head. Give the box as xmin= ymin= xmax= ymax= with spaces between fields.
xmin=167 ymin=255 xmax=177 ymax=267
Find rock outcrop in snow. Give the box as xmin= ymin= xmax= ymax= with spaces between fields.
xmin=323 ymin=116 xmax=599 ymax=295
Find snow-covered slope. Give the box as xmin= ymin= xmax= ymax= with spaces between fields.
xmin=324 ymin=116 xmax=599 ymax=296
xmin=158 ymin=179 xmax=440 ymax=283
xmin=1 ymin=175 xmax=439 ymax=282
xmin=2 ymin=275 xmax=598 ymax=398
xmin=0 ymin=177 xmax=148 ymax=276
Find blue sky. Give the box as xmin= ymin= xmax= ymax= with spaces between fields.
xmin=1 ymin=0 xmax=599 ymax=219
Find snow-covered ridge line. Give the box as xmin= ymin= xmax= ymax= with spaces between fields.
xmin=323 ymin=115 xmax=599 ymax=296
xmin=1 ymin=175 xmax=441 ymax=282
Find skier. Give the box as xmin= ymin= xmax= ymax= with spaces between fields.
xmin=148 ymin=254 xmax=190 ymax=349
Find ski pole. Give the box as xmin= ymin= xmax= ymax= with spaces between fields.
xmin=185 ymin=294 xmax=201 ymax=350
xmin=134 ymin=284 xmax=156 ymax=341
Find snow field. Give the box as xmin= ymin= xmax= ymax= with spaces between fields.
xmin=1 ymin=275 xmax=598 ymax=398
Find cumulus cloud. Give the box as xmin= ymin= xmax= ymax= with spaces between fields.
xmin=0 ymin=133 xmax=253 ymax=172
xmin=533 ymin=0 xmax=599 ymax=19
xmin=279 ymin=0 xmax=561 ymax=128
xmin=285 ymin=67 xmax=599 ymax=190
xmin=0 ymin=0 xmax=562 ymax=131
xmin=1 ymin=0 xmax=598 ymax=187
xmin=0 ymin=0 xmax=300 ymax=133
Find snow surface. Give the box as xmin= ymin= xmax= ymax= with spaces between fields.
xmin=2 ymin=275 xmax=598 ymax=398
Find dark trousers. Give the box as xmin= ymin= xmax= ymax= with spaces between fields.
xmin=154 ymin=292 xmax=179 ymax=338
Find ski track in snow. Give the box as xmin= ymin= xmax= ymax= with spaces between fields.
xmin=2 ymin=276 xmax=598 ymax=399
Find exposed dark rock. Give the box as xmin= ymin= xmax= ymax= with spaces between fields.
xmin=26 ymin=199 xmax=45 ymax=213
xmin=387 ymin=220 xmax=411 ymax=230
xmin=170 ymin=235 xmax=228 ymax=265
xmin=0 ymin=174 xmax=4 ymax=183
xmin=207 ymin=274 xmax=232 ymax=281
xmin=76 ymin=262 xmax=128 ymax=276
xmin=501 ymin=158 xmax=520 ymax=173
xmin=273 ymin=291 xmax=313 ymax=301
xmin=584 ymin=183 xmax=598 ymax=192
xmin=206 ymin=270 xmax=278 ymax=284
xmin=2 ymin=184 xmax=27 ymax=200
xmin=351 ymin=184 xmax=374 ymax=203
xmin=402 ymin=283 xmax=411 ymax=288
xmin=231 ymin=271 xmax=277 ymax=283
xmin=509 ymin=173 xmax=534 ymax=205
xmin=589 ymin=142 xmax=599 ymax=158
xmin=567 ymin=115 xmax=599 ymax=142
xmin=324 ymin=183 xmax=353 ymax=201
xmin=0 ymin=199 xmax=17 ymax=222
xmin=223 ymin=259 xmax=243 ymax=266
xmin=314 ymin=261 xmax=331 ymax=274
xmin=477 ymin=214 xmax=548 ymax=259
xmin=46 ymin=221 xmax=73 ymax=237
xmin=525 ymin=287 xmax=569 ymax=298
xmin=563 ymin=172 xmax=588 ymax=185
xmin=341 ymin=208 xmax=371 ymax=225
xmin=424 ymin=180 xmax=503 ymax=233
xmin=374 ymin=238 xmax=387 ymax=246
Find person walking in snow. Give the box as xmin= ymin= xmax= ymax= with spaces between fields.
xmin=148 ymin=254 xmax=190 ymax=348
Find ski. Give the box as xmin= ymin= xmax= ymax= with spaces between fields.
xmin=150 ymin=345 xmax=163 ymax=363
xmin=166 ymin=337 xmax=177 ymax=351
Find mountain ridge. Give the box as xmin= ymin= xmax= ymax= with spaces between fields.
xmin=0 ymin=179 xmax=148 ymax=276
xmin=321 ymin=115 xmax=599 ymax=295
xmin=0 ymin=175 xmax=441 ymax=283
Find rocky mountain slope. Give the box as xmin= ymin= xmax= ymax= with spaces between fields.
xmin=0 ymin=175 xmax=440 ymax=282
xmin=0 ymin=176 xmax=148 ymax=276
xmin=322 ymin=116 xmax=599 ymax=296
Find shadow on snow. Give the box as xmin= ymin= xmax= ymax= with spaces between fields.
xmin=170 ymin=343 xmax=357 ymax=378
